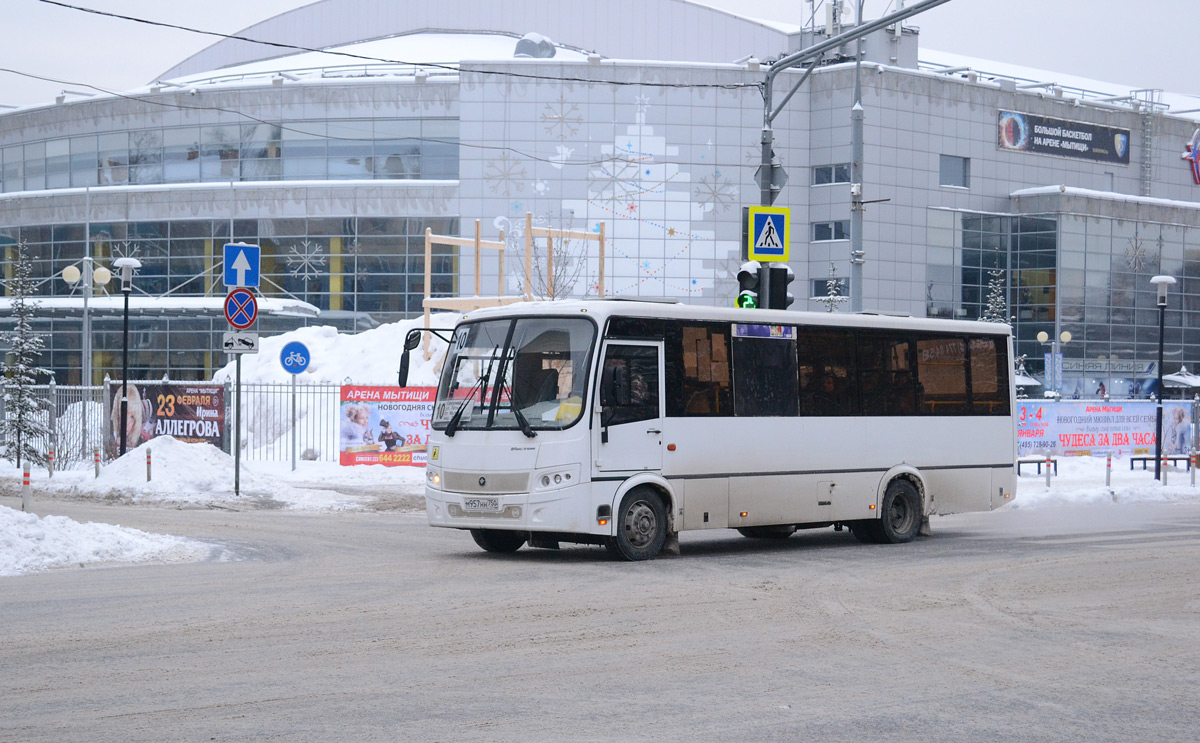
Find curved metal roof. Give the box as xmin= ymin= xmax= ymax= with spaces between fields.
xmin=158 ymin=0 xmax=794 ymax=79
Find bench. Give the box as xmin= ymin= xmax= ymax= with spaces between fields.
xmin=1017 ymin=457 xmax=1057 ymax=476
xmin=1129 ymin=455 xmax=1192 ymax=471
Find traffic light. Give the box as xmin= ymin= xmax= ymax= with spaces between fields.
xmin=767 ymin=263 xmax=795 ymax=310
xmin=736 ymin=260 xmax=760 ymax=308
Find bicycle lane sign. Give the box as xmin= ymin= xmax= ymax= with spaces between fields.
xmin=280 ymin=341 xmax=311 ymax=375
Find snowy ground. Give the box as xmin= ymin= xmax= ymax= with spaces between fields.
xmin=4 ymin=441 xmax=1200 ymax=578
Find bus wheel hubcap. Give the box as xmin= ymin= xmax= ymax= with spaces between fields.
xmin=625 ymin=502 xmax=656 ymax=547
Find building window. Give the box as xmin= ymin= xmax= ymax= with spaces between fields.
xmin=812 ymin=163 xmax=850 ymax=185
xmin=939 ymin=155 xmax=970 ymax=188
xmin=811 ymin=220 xmax=849 ymax=241
xmin=812 ymin=278 xmax=850 ymax=298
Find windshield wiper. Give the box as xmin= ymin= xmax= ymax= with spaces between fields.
xmin=444 ymin=346 xmax=498 ymax=437
xmin=502 ymin=376 xmax=537 ymax=439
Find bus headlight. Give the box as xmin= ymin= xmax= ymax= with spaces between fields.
xmin=533 ymin=466 xmax=579 ymax=491
xmin=427 ymin=469 xmax=441 ymax=488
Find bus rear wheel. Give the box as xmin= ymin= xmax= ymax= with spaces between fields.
xmin=878 ymin=479 xmax=922 ymax=543
xmin=470 ymin=528 xmax=527 ymax=553
xmin=736 ymin=525 xmax=797 ymax=539
xmin=607 ymin=487 xmax=667 ymax=561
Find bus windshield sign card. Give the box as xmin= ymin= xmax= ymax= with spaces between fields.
xmin=734 ymin=323 xmax=795 ymax=339
xmin=748 ymin=206 xmax=790 ymax=262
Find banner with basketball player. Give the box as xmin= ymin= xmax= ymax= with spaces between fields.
xmin=998 ymin=110 xmax=1130 ymax=165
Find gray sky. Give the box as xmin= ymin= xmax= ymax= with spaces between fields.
xmin=1 ymin=0 xmax=1195 ymax=107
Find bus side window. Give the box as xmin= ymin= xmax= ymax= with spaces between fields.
xmin=798 ymin=328 xmax=858 ymax=416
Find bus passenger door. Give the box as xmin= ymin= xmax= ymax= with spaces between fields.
xmin=595 ymin=341 xmax=663 ymax=472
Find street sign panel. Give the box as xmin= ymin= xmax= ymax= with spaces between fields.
xmin=223 ymin=242 xmax=261 ymax=288
xmin=280 ymin=341 xmax=311 ymax=375
xmin=748 ymin=206 xmax=790 ymax=262
xmin=222 ymin=331 xmax=259 ymax=354
xmin=224 ymin=288 xmax=258 ymax=329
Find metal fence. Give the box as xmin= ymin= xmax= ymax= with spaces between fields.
xmin=2 ymin=379 xmax=354 ymax=467
xmin=238 ymin=381 xmax=344 ymax=463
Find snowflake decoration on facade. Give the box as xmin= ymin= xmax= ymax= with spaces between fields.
xmin=1125 ymin=235 xmax=1153 ymax=272
xmin=541 ymin=96 xmax=583 ymax=140
xmin=111 ymin=241 xmax=142 ymax=261
xmin=694 ymin=171 xmax=738 ymax=214
xmin=589 ymin=155 xmax=645 ymax=205
xmin=484 ymin=152 xmax=528 ymax=197
xmin=286 ymin=239 xmax=327 ymax=281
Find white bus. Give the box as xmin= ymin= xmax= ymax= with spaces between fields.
xmin=407 ymin=299 xmax=1016 ymax=561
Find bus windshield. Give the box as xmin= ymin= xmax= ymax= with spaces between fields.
xmin=432 ymin=317 xmax=596 ymax=432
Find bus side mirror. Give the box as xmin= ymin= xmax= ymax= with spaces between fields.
xmin=398 ymin=329 xmax=424 ymax=387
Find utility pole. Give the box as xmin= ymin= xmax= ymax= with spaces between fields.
xmin=849 ymin=0 xmax=866 ymax=312
xmin=757 ymin=0 xmax=952 ymax=309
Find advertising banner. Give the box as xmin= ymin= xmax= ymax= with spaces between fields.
xmin=1016 ymin=400 xmax=1192 ymax=457
xmin=106 ymin=382 xmax=226 ymax=458
xmin=339 ymin=386 xmax=435 ymax=466
xmin=998 ymin=110 xmax=1131 ymax=165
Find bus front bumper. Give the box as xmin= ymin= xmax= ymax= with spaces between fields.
xmin=425 ymin=482 xmax=609 ymax=536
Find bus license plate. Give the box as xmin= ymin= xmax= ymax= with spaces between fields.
xmin=463 ymin=496 xmax=501 ymax=513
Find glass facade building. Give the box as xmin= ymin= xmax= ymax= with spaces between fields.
xmin=2 ymin=3 xmax=1200 ymax=394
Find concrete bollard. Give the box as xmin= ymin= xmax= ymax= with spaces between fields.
xmin=94 ymin=447 xmax=100 ymax=478
xmin=48 ymin=448 xmax=54 ymax=479
xmin=1045 ymin=454 xmax=1052 ymax=488
xmin=146 ymin=447 xmax=152 ymax=483
xmin=22 ymin=468 xmax=31 ymax=512
xmin=1106 ymin=452 xmax=1111 ymax=488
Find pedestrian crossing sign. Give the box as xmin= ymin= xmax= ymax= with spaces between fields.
xmin=748 ymin=206 xmax=790 ymax=262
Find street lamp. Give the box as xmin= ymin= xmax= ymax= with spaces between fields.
xmin=1151 ymin=275 xmax=1176 ymax=482
xmin=113 ymin=257 xmax=141 ymax=457
xmin=1036 ymin=330 xmax=1072 ymax=398
xmin=61 ymin=259 xmax=112 ymax=386
xmin=63 ymin=259 xmax=112 ymax=459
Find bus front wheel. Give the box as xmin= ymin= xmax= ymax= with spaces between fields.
xmin=607 ymin=487 xmax=667 ymax=561
xmin=470 ymin=528 xmax=527 ymax=553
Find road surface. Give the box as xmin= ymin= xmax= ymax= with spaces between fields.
xmin=3 ymin=495 xmax=1199 ymax=742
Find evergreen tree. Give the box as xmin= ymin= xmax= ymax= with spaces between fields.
xmin=1 ymin=243 xmax=50 ymax=469
xmin=814 ymin=262 xmax=847 ymax=313
xmin=981 ymin=251 xmax=1010 ymax=324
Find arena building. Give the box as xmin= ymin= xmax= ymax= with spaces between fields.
xmin=3 ymin=0 xmax=1200 ymax=397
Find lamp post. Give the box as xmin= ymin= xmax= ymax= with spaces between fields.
xmin=113 ymin=257 xmax=141 ymax=457
xmin=1151 ymin=275 xmax=1176 ymax=482
xmin=62 ymin=259 xmax=112 ymax=457
xmin=1036 ymin=330 xmax=1072 ymax=398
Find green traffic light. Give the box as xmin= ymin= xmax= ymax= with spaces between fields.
xmin=736 ymin=292 xmax=758 ymax=309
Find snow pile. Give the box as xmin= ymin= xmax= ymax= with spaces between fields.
xmin=93 ymin=435 xmax=276 ymax=502
xmin=1012 ymin=454 xmax=1200 ymax=509
xmin=0 ymin=504 xmax=208 ymax=577
xmin=3 ymin=435 xmax=427 ymax=511
xmin=212 ymin=312 xmax=463 ymax=386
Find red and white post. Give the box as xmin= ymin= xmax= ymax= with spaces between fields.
xmin=146 ymin=447 xmax=152 ymax=483
xmin=1045 ymin=453 xmax=1052 ymax=488
xmin=1106 ymin=453 xmax=1112 ymax=488
xmin=48 ymin=448 xmax=54 ymax=479
xmin=21 ymin=467 xmax=31 ymax=512
xmin=93 ymin=447 xmax=100 ymax=478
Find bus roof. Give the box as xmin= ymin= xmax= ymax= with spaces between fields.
xmin=459 ymin=299 xmax=1012 ymax=336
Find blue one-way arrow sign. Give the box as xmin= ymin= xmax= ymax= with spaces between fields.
xmin=223 ymin=243 xmax=261 ymax=288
